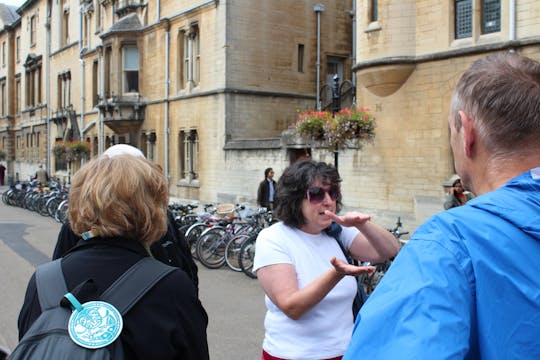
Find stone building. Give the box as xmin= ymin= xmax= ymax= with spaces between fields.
xmin=0 ymin=0 xmax=539 ymax=229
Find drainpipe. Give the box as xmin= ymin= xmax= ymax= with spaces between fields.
xmin=509 ymin=0 xmax=516 ymax=41
xmin=351 ymin=0 xmax=356 ymax=96
xmin=314 ymin=4 xmax=324 ymax=110
xmin=45 ymin=8 xmax=51 ymax=173
xmin=157 ymin=0 xmax=161 ymax=21
xmin=79 ymin=7 xmax=85 ymax=143
xmin=164 ymin=22 xmax=170 ymax=179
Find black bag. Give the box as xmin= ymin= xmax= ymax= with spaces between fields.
xmin=325 ymin=222 xmax=368 ymax=320
xmin=9 ymin=257 xmax=175 ymax=360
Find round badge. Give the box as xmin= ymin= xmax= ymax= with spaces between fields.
xmin=68 ymin=301 xmax=123 ymax=349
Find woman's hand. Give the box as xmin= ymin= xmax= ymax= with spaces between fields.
xmin=330 ymin=257 xmax=376 ymax=276
xmin=324 ymin=210 xmax=371 ymax=228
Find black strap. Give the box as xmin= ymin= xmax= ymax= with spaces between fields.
xmin=35 ymin=259 xmax=67 ymax=311
xmin=35 ymin=257 xmax=175 ymax=315
xmin=101 ymin=257 xmax=175 ymax=314
xmin=325 ymin=222 xmax=358 ymax=266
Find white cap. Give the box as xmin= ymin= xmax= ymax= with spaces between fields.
xmin=102 ymin=144 xmax=145 ymax=159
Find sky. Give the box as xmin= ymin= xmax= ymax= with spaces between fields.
xmin=1 ymin=0 xmax=25 ymax=8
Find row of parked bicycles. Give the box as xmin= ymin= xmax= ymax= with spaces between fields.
xmin=2 ymin=180 xmax=70 ymax=224
xmin=1 ymin=182 xmax=409 ymax=290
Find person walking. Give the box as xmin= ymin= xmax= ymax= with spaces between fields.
xmin=0 ymin=162 xmax=6 ymax=186
xmin=257 ymin=167 xmax=277 ymax=210
xmin=344 ymin=52 xmax=540 ymax=359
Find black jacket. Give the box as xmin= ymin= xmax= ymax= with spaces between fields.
xmin=257 ymin=178 xmax=276 ymax=208
xmin=18 ymin=237 xmax=209 ymax=360
xmin=52 ymin=210 xmax=199 ymax=293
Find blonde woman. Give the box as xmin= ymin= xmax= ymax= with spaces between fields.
xmin=17 ymin=155 xmax=209 ymax=359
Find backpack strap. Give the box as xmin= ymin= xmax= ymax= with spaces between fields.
xmin=35 ymin=259 xmax=68 ymax=311
xmin=100 ymin=257 xmax=175 ymax=315
xmin=325 ymin=222 xmax=358 ymax=266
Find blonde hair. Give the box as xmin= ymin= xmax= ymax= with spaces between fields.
xmin=69 ymin=155 xmax=168 ymax=246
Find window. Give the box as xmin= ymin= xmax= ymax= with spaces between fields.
xmin=123 ymin=46 xmax=139 ymax=93
xmin=179 ymin=129 xmax=199 ymax=182
xmin=25 ymin=63 xmax=42 ymax=107
xmin=15 ymin=77 xmax=20 ymax=114
xmin=455 ymin=0 xmax=472 ymax=39
xmin=95 ymin=1 xmax=102 ymax=31
xmin=0 ymin=80 xmax=6 ymax=116
xmin=16 ymin=36 xmax=20 ymax=63
xmin=370 ymin=0 xmax=378 ymax=22
xmin=57 ymin=72 xmax=71 ymax=109
xmin=30 ymin=15 xmax=37 ymax=46
xmin=61 ymin=0 xmax=70 ymax=46
xmin=297 ymin=44 xmax=304 ymax=73
xmin=482 ymin=0 xmax=500 ymax=34
xmin=454 ymin=0 xmax=500 ymax=40
xmin=179 ymin=24 xmax=200 ymax=89
xmin=178 ymin=30 xmax=185 ymax=88
xmin=104 ymin=46 xmax=111 ymax=97
xmin=2 ymin=42 xmax=5 ymax=67
xmin=92 ymin=61 xmax=98 ymax=106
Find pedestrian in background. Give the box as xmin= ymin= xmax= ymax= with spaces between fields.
xmin=34 ymin=165 xmax=49 ymax=185
xmin=0 ymin=162 xmax=6 ymax=186
xmin=257 ymin=167 xmax=276 ymax=210
xmin=443 ymin=177 xmax=474 ymax=209
xmin=344 ymin=52 xmax=540 ymax=359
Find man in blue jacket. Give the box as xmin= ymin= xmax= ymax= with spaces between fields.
xmin=344 ymin=52 xmax=540 ymax=359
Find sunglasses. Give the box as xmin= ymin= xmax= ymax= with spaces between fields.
xmin=306 ymin=186 xmax=340 ymax=204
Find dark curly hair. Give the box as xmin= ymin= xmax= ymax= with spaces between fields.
xmin=275 ymin=159 xmax=342 ymax=228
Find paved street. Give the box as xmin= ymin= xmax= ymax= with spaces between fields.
xmin=0 ymin=186 xmax=266 ymax=359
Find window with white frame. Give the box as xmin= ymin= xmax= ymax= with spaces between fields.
xmin=179 ymin=129 xmax=199 ymax=182
xmin=30 ymin=15 xmax=36 ymax=46
xmin=123 ymin=46 xmax=139 ymax=93
xmin=180 ymin=24 xmax=200 ymax=89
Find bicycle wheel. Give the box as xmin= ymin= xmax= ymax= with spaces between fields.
xmin=185 ymin=223 xmax=211 ymax=260
xmin=196 ymin=227 xmax=227 ymax=269
xmin=238 ymin=234 xmax=257 ymax=279
xmin=225 ymin=234 xmax=249 ymax=272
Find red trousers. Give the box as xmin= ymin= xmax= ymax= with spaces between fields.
xmin=262 ymin=349 xmax=342 ymax=360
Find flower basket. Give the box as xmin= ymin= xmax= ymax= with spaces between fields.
xmin=52 ymin=143 xmax=66 ymax=159
xmin=293 ymin=106 xmax=376 ymax=150
xmin=294 ymin=110 xmax=333 ymax=141
xmin=53 ymin=141 xmax=91 ymax=161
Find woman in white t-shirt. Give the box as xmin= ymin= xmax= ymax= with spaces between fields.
xmin=253 ymin=160 xmax=400 ymax=360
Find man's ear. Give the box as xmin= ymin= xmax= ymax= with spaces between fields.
xmin=458 ymin=111 xmax=475 ymax=157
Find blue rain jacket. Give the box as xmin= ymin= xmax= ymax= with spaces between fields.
xmin=344 ymin=168 xmax=540 ymax=359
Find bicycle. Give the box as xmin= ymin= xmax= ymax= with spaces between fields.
xmin=358 ymin=217 xmax=409 ymax=295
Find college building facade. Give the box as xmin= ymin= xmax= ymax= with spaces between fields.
xmin=0 ymin=0 xmax=538 ymax=229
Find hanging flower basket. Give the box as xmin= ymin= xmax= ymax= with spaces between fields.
xmin=53 ymin=140 xmax=91 ymax=161
xmin=294 ymin=110 xmax=333 ymax=141
xmin=293 ymin=106 xmax=376 ymax=150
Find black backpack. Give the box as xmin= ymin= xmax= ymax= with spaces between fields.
xmin=9 ymin=257 xmax=175 ymax=360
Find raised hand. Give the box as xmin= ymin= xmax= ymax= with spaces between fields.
xmin=330 ymin=257 xmax=376 ymax=276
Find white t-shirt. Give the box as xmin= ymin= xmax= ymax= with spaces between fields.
xmin=253 ymin=222 xmax=359 ymax=359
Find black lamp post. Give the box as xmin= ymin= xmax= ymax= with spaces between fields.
xmin=321 ymin=74 xmax=354 ymax=169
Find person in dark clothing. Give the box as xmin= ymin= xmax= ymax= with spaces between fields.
xmin=52 ymin=144 xmax=199 ymax=291
xmin=0 ymin=162 xmax=6 ymax=186
xmin=257 ymin=167 xmax=277 ymax=210
xmin=53 ymin=209 xmax=199 ymax=292
xmin=17 ymin=154 xmax=209 ymax=360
